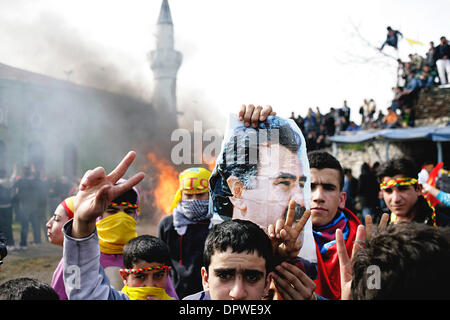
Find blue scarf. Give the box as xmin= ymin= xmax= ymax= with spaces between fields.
xmin=312 ymin=211 xmax=350 ymax=255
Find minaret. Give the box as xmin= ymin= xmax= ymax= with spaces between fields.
xmin=148 ymin=0 xmax=182 ymax=132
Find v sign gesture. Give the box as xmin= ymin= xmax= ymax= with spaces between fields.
xmin=72 ymin=151 xmax=145 ymax=239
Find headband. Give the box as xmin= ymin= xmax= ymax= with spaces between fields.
xmin=380 ymin=177 xmax=418 ymax=190
xmin=60 ymin=196 xmax=75 ymax=220
xmin=120 ymin=266 xmax=169 ymax=274
xmin=109 ymin=202 xmax=139 ymax=209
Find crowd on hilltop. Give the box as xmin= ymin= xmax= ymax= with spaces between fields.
xmin=391 ymin=36 xmax=450 ymax=124
xmin=290 ymin=35 xmax=450 ymax=152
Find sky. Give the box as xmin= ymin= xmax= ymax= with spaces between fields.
xmin=0 ymin=0 xmax=449 ymax=131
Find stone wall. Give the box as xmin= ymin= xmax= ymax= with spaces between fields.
xmin=414 ymin=86 xmax=450 ymax=126
xmin=329 ymin=142 xmax=404 ymax=177
xmin=331 ymin=139 xmax=448 ymax=178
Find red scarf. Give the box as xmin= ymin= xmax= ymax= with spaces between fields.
xmin=313 ymin=208 xmax=361 ymax=300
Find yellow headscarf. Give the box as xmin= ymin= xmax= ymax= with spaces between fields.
xmin=169 ymin=167 xmax=211 ymax=212
xmin=121 ymin=285 xmax=174 ymax=300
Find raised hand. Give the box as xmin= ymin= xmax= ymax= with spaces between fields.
xmin=72 ymin=151 xmax=145 ymax=238
xmin=336 ymin=224 xmax=366 ymax=300
xmin=365 ymin=213 xmax=389 ymax=240
xmin=238 ymin=104 xmax=276 ymax=128
xmin=268 ymin=199 xmax=311 ymax=258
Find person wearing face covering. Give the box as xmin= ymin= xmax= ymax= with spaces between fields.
xmin=96 ymin=180 xmax=178 ymax=299
xmin=158 ymin=167 xmax=213 ymax=299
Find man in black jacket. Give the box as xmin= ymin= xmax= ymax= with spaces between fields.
xmin=434 ymin=36 xmax=450 ymax=85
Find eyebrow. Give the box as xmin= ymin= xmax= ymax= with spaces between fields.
xmin=214 ymin=268 xmax=265 ymax=276
xmin=311 ymin=182 xmax=337 ymax=189
xmin=276 ymin=173 xmax=307 ymax=182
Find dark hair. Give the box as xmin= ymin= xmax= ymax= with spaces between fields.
xmin=307 ymin=151 xmax=344 ymax=190
xmin=123 ymin=235 xmax=171 ymax=268
xmin=422 ymin=160 xmax=435 ymax=166
xmin=0 ymin=233 xmax=7 ymax=262
xmin=375 ymin=158 xmax=419 ymax=184
xmin=351 ymin=222 xmax=450 ymax=300
xmin=112 ymin=187 xmax=138 ymax=204
xmin=360 ymin=162 xmax=371 ymax=175
xmin=203 ymin=219 xmax=274 ymax=274
xmin=210 ymin=116 xmax=302 ymax=218
xmin=0 ymin=278 xmax=59 ymax=300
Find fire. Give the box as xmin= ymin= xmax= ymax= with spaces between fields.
xmin=147 ymin=152 xmax=179 ymax=216
xmin=145 ymin=152 xmax=217 ymax=217
xmin=202 ymin=156 xmax=216 ymax=172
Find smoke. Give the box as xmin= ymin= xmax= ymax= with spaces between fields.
xmin=0 ymin=10 xmax=152 ymax=102
xmin=0 ymin=2 xmax=226 ymax=183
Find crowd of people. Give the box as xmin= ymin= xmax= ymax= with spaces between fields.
xmin=289 ymin=34 xmax=449 ymax=152
xmin=0 ymin=105 xmax=449 ymax=303
xmin=289 ymin=102 xmax=359 ymax=152
xmin=0 ymin=166 xmax=78 ymax=251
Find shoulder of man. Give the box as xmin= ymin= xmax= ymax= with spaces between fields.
xmin=158 ymin=214 xmax=175 ymax=237
xmin=343 ymin=207 xmax=362 ymax=226
xmin=182 ymin=291 xmax=211 ymax=300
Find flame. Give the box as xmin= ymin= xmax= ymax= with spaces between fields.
xmin=147 ymin=152 xmax=179 ymax=216
xmin=145 ymin=152 xmax=217 ymax=216
xmin=202 ymin=156 xmax=216 ymax=172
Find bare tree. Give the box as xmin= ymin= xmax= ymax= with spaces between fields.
xmin=336 ymin=19 xmax=399 ymax=71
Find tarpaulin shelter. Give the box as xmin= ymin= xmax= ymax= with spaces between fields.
xmin=329 ymin=126 xmax=450 ymax=162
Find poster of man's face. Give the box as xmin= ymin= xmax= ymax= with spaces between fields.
xmin=209 ymin=114 xmax=316 ymax=263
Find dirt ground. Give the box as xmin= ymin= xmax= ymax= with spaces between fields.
xmin=0 ymin=220 xmax=159 ymax=286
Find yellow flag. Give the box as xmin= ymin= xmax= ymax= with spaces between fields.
xmin=406 ymin=38 xmax=423 ymax=46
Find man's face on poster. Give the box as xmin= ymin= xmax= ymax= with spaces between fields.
xmin=227 ymin=142 xmax=305 ymax=230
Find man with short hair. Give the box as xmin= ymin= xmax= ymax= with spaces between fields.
xmin=308 ymin=151 xmax=362 ymax=300
xmin=184 ymin=219 xmax=274 ymax=300
xmin=376 ymin=158 xmax=437 ymax=226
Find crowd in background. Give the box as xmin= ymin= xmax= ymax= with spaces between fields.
xmin=0 ymin=165 xmax=78 ymax=250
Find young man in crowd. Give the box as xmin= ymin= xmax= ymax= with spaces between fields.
xmin=184 ymin=219 xmax=274 ymax=300
xmin=307 ymin=150 xmax=362 ymax=300
xmin=375 ymin=158 xmax=450 ymax=226
xmin=119 ymin=235 xmax=174 ymax=300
